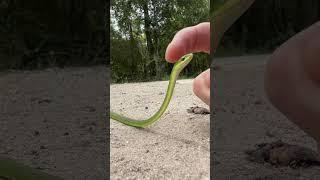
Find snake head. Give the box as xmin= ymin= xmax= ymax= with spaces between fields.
xmin=172 ymin=53 xmax=193 ymax=74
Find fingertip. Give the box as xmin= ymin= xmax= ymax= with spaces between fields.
xmin=165 ymin=42 xmax=186 ymax=63
xmin=166 ymin=22 xmax=210 ymax=62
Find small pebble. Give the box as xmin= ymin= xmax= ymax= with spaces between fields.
xmin=33 ymin=130 xmax=40 ymax=136
xmin=254 ymin=100 xmax=263 ymax=105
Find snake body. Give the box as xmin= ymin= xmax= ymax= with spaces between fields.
xmin=110 ymin=53 xmax=193 ymax=127
xmin=0 ymin=156 xmax=64 ymax=180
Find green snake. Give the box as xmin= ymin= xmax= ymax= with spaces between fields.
xmin=110 ymin=53 xmax=194 ymax=127
xmin=0 ymin=156 xmax=64 ymax=180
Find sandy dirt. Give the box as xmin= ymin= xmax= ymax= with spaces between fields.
xmin=212 ymin=55 xmax=320 ymax=179
xmin=0 ymin=66 xmax=107 ymax=180
xmin=110 ymin=79 xmax=210 ymax=179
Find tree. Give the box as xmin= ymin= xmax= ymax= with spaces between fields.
xmin=111 ymin=0 xmax=209 ymax=82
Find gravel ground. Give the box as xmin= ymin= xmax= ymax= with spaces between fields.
xmin=212 ymin=55 xmax=320 ymax=180
xmin=0 ymin=66 xmax=108 ymax=180
xmin=110 ymin=78 xmax=210 ymax=179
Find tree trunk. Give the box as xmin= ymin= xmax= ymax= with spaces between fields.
xmin=128 ymin=22 xmax=137 ymax=77
xmin=142 ymin=0 xmax=155 ymax=76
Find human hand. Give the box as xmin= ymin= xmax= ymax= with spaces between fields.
xmin=265 ymin=21 xmax=320 ymax=150
xmin=165 ymin=22 xmax=210 ymax=106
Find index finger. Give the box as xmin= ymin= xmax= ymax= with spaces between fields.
xmin=165 ymin=22 xmax=210 ymax=63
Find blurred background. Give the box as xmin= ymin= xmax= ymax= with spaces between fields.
xmin=0 ymin=0 xmax=107 ymax=70
xmin=0 ymin=1 xmax=108 ymax=179
xmin=211 ymin=1 xmax=320 ymax=179
xmin=216 ymin=0 xmax=320 ymax=56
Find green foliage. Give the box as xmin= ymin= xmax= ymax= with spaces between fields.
xmin=111 ymin=0 xmax=210 ymax=83
xmin=0 ymin=156 xmax=64 ymax=180
xmin=0 ymin=0 xmax=107 ymax=70
xmin=215 ymin=0 xmax=320 ymax=57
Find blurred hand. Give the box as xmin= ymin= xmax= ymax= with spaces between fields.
xmin=265 ymin=21 xmax=320 ymax=150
